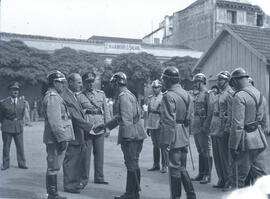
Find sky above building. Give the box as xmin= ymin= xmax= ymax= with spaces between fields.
xmin=0 ymin=0 xmax=269 ymax=39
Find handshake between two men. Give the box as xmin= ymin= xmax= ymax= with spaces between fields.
xmin=91 ymin=124 xmax=106 ymax=135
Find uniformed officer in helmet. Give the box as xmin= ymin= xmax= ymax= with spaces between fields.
xmin=159 ymin=66 xmax=196 ymax=199
xmin=94 ymin=72 xmax=147 ymax=199
xmin=208 ymin=71 xmax=233 ymax=189
xmin=76 ymin=71 xmax=111 ymax=185
xmin=190 ymin=73 xmax=213 ymax=184
xmin=228 ymin=68 xmax=268 ymax=188
xmin=43 ymin=71 xmax=75 ymax=199
xmin=146 ymin=80 xmax=168 ymax=173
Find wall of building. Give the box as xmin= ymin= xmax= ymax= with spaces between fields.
xmin=142 ymin=28 xmax=164 ymax=45
xmin=200 ymin=32 xmax=269 ymax=102
xmin=0 ymin=33 xmax=203 ymax=61
xmin=167 ymin=0 xmax=214 ymax=51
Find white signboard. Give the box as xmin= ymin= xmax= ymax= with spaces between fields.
xmin=105 ymin=42 xmax=141 ymax=51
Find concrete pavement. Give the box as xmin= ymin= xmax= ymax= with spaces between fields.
xmin=1 ymin=122 xmax=269 ymax=199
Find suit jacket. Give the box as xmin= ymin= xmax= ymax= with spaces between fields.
xmin=159 ymin=84 xmax=190 ymax=149
xmin=62 ymin=89 xmax=93 ymax=145
xmin=106 ymin=87 xmax=147 ymax=144
xmin=229 ymin=85 xmax=267 ymax=151
xmin=43 ymin=88 xmax=74 ymax=144
xmin=0 ymin=97 xmax=25 ymax=133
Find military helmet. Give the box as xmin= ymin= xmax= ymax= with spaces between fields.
xmin=110 ymin=72 xmax=127 ymax=85
xmin=192 ymin=73 xmax=206 ymax=84
xmin=161 ymin=66 xmax=180 ymax=83
xmin=151 ymin=80 xmax=162 ymax=88
xmin=47 ymin=70 xmax=66 ymax=84
xmin=82 ymin=72 xmax=96 ymax=82
xmin=230 ymin=68 xmax=249 ymax=79
xmin=217 ymin=71 xmax=230 ymax=80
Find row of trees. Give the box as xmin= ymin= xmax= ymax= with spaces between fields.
xmin=0 ymin=39 xmax=198 ymax=96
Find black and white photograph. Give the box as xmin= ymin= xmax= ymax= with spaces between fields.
xmin=0 ymin=0 xmax=270 ymax=198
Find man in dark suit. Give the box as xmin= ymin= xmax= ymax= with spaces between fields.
xmin=62 ymin=73 xmax=94 ymax=193
xmin=0 ymin=81 xmax=28 ymax=170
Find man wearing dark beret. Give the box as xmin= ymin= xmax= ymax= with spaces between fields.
xmin=0 ymin=81 xmax=28 ymax=170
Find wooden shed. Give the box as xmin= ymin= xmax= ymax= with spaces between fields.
xmin=193 ymin=24 xmax=270 ymax=106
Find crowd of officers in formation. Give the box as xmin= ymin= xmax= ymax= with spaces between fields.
xmin=0 ymin=66 xmax=269 ymax=199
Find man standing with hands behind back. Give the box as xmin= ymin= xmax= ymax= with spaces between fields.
xmin=0 ymin=81 xmax=27 ymax=170
xmin=146 ymin=80 xmax=168 ymax=173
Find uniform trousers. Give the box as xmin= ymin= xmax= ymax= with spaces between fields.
xmin=150 ymin=129 xmax=168 ymax=166
xmin=80 ymin=133 xmax=105 ymax=184
xmin=63 ymin=144 xmax=86 ymax=190
xmin=193 ymin=133 xmax=212 ymax=158
xmin=230 ymin=149 xmax=263 ymax=188
xmin=46 ymin=143 xmax=66 ymax=175
xmin=2 ymin=132 xmax=26 ymax=168
xmin=212 ymin=134 xmax=229 ymax=185
xmin=169 ymin=147 xmax=188 ymax=177
xmin=121 ymin=140 xmax=143 ymax=171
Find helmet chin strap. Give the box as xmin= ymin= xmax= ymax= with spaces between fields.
xmin=219 ymin=80 xmax=228 ymax=90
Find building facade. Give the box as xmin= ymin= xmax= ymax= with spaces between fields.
xmin=145 ymin=0 xmax=270 ymax=51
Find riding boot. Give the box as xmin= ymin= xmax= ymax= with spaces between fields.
xmin=46 ymin=175 xmax=67 ymax=199
xmin=181 ymin=170 xmax=196 ymax=199
xmin=161 ymin=149 xmax=168 ymax=173
xmin=200 ymin=157 xmax=212 ymax=184
xmin=114 ymin=171 xmax=136 ymax=199
xmin=170 ymin=176 xmax=181 ymax=199
xmin=135 ymin=169 xmax=141 ymax=199
xmin=148 ymin=147 xmax=160 ymax=171
xmin=191 ymin=155 xmax=204 ymax=181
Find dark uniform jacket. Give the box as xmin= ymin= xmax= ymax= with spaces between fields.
xmin=190 ymin=87 xmax=210 ymax=135
xmin=106 ymin=87 xmax=147 ymax=144
xmin=0 ymin=97 xmax=25 ymax=133
xmin=62 ymin=89 xmax=93 ymax=145
xmin=229 ymin=85 xmax=268 ymax=151
xmin=159 ymin=84 xmax=190 ymax=149
xmin=43 ymin=88 xmax=74 ymax=144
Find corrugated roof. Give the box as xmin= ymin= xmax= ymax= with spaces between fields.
xmin=88 ymin=35 xmax=142 ymax=44
xmin=228 ymin=24 xmax=270 ymax=61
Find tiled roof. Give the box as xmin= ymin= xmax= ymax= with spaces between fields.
xmin=88 ymin=35 xmax=142 ymax=44
xmin=227 ymin=24 xmax=270 ymax=61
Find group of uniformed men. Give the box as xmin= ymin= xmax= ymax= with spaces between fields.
xmin=0 ymin=65 xmax=268 ymax=199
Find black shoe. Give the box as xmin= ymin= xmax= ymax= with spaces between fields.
xmin=114 ymin=192 xmax=135 ymax=199
xmin=1 ymin=166 xmax=9 ymax=171
xmin=18 ymin=165 xmax=28 ymax=169
xmin=191 ymin=174 xmax=203 ymax=181
xmin=200 ymin=175 xmax=211 ymax=184
xmin=64 ymin=188 xmax=81 ymax=193
xmin=76 ymin=183 xmax=85 ymax=190
xmin=94 ymin=180 xmax=109 ymax=185
xmin=147 ymin=165 xmax=160 ymax=171
xmin=213 ymin=183 xmax=225 ymax=188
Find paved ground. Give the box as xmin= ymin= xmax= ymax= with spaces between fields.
xmin=0 ymin=122 xmax=269 ymax=199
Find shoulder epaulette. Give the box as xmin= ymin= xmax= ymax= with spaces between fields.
xmin=162 ymin=91 xmax=168 ymax=95
xmin=119 ymin=91 xmax=125 ymax=97
xmin=96 ymin=89 xmax=104 ymax=93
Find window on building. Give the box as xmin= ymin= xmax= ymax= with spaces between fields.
xmin=154 ymin=38 xmax=160 ymax=44
xmin=257 ymin=14 xmax=263 ymax=26
xmin=227 ymin=10 xmax=237 ymax=24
